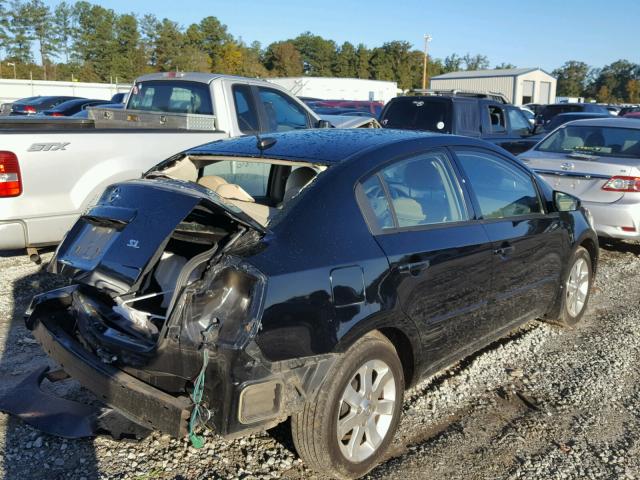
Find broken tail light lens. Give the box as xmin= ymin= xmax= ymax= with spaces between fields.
xmin=602 ymin=176 xmax=640 ymax=192
xmin=0 ymin=151 xmax=22 ymax=197
xmin=184 ymin=257 xmax=266 ymax=349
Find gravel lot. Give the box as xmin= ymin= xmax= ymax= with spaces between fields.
xmin=1 ymin=241 xmax=639 ymax=480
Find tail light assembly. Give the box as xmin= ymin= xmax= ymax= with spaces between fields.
xmin=0 ymin=151 xmax=22 ymax=197
xmin=182 ymin=256 xmax=266 ymax=349
xmin=602 ymin=176 xmax=640 ymax=192
xmin=23 ymin=106 xmax=36 ymax=114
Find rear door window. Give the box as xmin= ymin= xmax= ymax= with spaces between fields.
xmin=358 ymin=150 xmax=468 ymax=230
xmin=507 ymin=107 xmax=531 ymax=134
xmin=257 ymin=87 xmax=309 ymax=132
xmin=487 ymin=105 xmax=507 ymax=134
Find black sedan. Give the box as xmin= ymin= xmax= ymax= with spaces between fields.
xmin=10 ymin=95 xmax=83 ymax=115
xmin=41 ymin=98 xmax=113 ymax=117
xmin=26 ymin=129 xmax=597 ymax=479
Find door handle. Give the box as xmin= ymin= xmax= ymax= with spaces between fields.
xmin=398 ymin=260 xmax=431 ymax=276
xmin=493 ymin=244 xmax=515 ymax=256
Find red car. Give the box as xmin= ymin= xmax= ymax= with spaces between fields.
xmin=623 ymin=112 xmax=640 ymax=119
xmin=312 ymin=100 xmax=384 ymax=117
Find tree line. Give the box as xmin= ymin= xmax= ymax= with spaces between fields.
xmin=0 ymin=0 xmax=638 ymax=103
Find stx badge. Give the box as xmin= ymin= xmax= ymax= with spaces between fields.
xmin=28 ymin=142 xmax=70 ymax=152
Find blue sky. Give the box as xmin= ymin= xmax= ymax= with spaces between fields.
xmin=44 ymin=0 xmax=640 ymax=71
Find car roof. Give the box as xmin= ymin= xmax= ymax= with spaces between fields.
xmin=555 ymin=112 xmax=610 ymax=118
xmin=187 ymin=129 xmax=461 ymax=164
xmin=560 ymin=117 xmax=640 ymax=128
xmin=50 ymin=98 xmax=104 ymax=108
xmin=545 ymin=103 xmax=599 ymax=108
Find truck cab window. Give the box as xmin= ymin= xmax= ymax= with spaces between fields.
xmin=128 ymin=81 xmax=213 ymax=115
xmin=257 ymin=88 xmax=309 ymax=132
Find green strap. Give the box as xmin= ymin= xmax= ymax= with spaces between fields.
xmin=188 ymin=348 xmax=209 ymax=449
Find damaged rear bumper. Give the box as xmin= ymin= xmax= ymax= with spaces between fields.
xmin=28 ymin=293 xmax=192 ymax=438
xmin=25 ymin=285 xmax=338 ymax=439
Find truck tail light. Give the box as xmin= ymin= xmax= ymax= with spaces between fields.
xmin=0 ymin=151 xmax=22 ymax=197
xmin=601 ymin=176 xmax=640 ymax=192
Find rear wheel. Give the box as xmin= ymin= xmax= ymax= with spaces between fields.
xmin=291 ymin=331 xmax=404 ymax=479
xmin=556 ymin=246 xmax=593 ymax=326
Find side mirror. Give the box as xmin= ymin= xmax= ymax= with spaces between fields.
xmin=316 ymin=119 xmax=332 ymax=129
xmin=554 ymin=191 xmax=581 ymax=212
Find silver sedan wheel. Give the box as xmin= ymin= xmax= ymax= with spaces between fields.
xmin=336 ymin=359 xmax=396 ymax=463
xmin=566 ymin=257 xmax=590 ymax=317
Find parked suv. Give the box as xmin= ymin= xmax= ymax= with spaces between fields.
xmin=25 ymin=129 xmax=597 ymax=479
xmin=536 ymin=103 xmax=610 ymax=128
xmin=379 ymin=94 xmax=538 ymax=154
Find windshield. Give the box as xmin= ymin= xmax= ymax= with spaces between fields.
xmin=536 ymin=125 xmax=640 ymax=159
xmin=381 ymin=98 xmax=452 ymax=133
xmin=127 ymin=80 xmax=213 ymax=115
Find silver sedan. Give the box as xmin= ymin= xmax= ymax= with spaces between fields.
xmin=519 ymin=118 xmax=640 ymax=240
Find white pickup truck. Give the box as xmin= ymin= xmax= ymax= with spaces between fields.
xmin=0 ymin=72 xmax=329 ymax=256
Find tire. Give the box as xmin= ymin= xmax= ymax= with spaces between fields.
xmin=291 ymin=331 xmax=404 ymax=479
xmin=556 ymin=246 xmax=593 ymax=327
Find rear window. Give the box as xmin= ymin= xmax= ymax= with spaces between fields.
xmin=536 ymin=125 xmax=640 ymax=159
xmin=127 ymin=81 xmax=213 ymax=115
xmin=381 ymin=98 xmax=452 ymax=133
xmin=202 ymin=161 xmax=271 ymax=197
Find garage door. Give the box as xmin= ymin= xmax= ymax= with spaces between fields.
xmin=522 ymin=80 xmax=535 ymax=104
xmin=540 ymin=82 xmax=551 ymax=104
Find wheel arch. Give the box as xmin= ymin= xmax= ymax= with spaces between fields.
xmin=333 ymin=312 xmax=421 ymax=389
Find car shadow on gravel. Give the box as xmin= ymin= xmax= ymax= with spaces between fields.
xmin=0 ymin=254 xmax=100 ymax=480
xmin=598 ymin=239 xmax=640 ymax=256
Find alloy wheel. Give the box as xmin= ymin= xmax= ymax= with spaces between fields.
xmin=566 ymin=256 xmax=590 ymax=317
xmin=336 ymin=359 xmax=396 ymax=463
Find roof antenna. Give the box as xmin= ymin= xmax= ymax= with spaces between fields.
xmin=237 ymin=115 xmax=277 ymax=152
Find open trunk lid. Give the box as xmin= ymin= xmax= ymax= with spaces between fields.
xmin=51 ymin=179 xmax=264 ymax=296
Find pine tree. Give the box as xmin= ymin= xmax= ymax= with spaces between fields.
xmin=355 ymin=44 xmax=369 ymax=79
xmin=53 ymin=2 xmax=75 ymax=63
xmin=25 ymin=0 xmax=58 ymax=79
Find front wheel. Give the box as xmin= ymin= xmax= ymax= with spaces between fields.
xmin=291 ymin=331 xmax=404 ymax=479
xmin=556 ymin=246 xmax=593 ymax=326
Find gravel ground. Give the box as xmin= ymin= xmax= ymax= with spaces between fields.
xmin=0 ymin=241 xmax=639 ymax=480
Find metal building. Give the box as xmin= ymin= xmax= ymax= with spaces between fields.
xmin=430 ymin=68 xmax=557 ymax=106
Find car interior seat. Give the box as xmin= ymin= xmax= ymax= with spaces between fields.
xmin=402 ymin=160 xmax=451 ymax=223
xmin=197 ymin=175 xmax=228 ymax=191
xmin=585 ymin=131 xmax=605 ymax=148
xmin=283 ymin=167 xmax=317 ymax=203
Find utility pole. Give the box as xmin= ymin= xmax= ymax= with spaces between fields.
xmin=422 ymin=34 xmax=432 ymax=90
xmin=7 ymin=62 xmax=16 ymax=79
